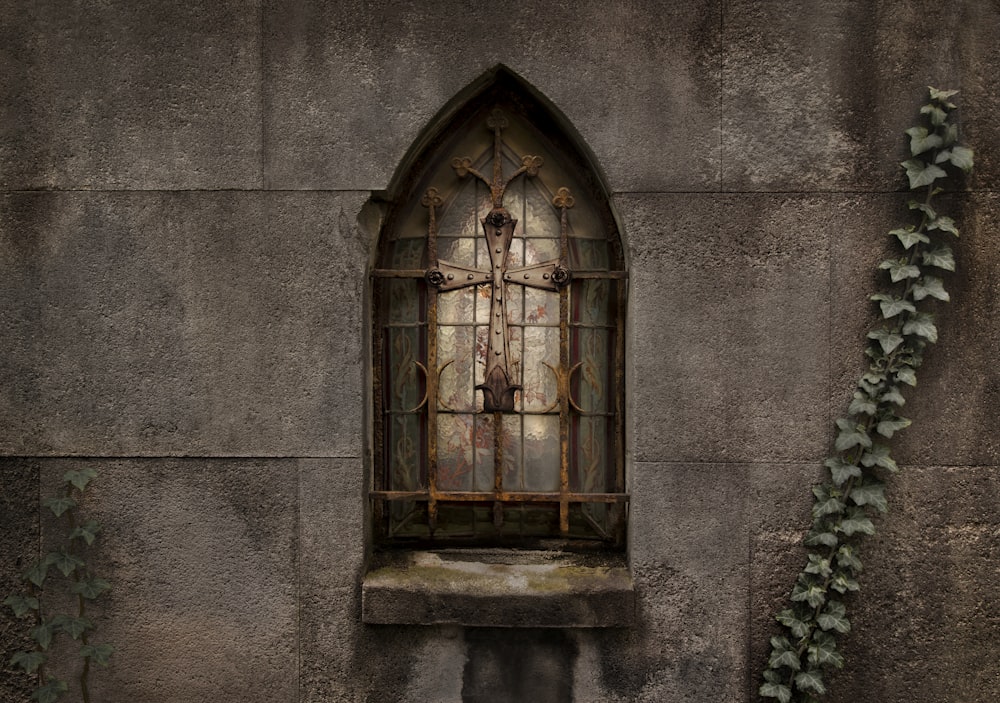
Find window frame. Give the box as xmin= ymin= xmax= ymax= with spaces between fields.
xmin=371 ymin=83 xmax=627 ymax=549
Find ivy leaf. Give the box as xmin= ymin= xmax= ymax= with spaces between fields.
xmin=890 ymin=227 xmax=930 ymax=249
xmin=922 ymin=245 xmax=955 ymax=271
xmin=903 ymin=313 xmax=938 ymax=343
xmin=3 ymin=594 xmax=40 ymax=618
xmin=878 ymin=386 xmax=906 ymax=406
xmin=876 ymin=296 xmax=916 ymax=319
xmin=795 ymin=669 xmax=828 ymax=695
xmin=835 ymin=418 xmax=871 ymax=452
xmin=831 ymin=573 xmax=861 ymax=594
xmin=901 ymin=159 xmax=947 ymax=189
xmin=817 ymin=601 xmax=851 ymax=634
xmin=909 ymin=200 xmax=937 ymax=220
xmin=776 ymin=608 xmax=813 ymax=640
xmin=867 ymin=328 xmax=904 ymax=355
xmin=942 ymin=123 xmax=959 ymax=146
xmin=836 ymin=545 xmax=864 ymax=573
xmin=928 ymin=215 xmax=959 ymax=236
xmin=949 ymin=145 xmax=974 ymax=172
xmin=804 ymin=530 xmax=839 ymax=548
xmin=43 ymin=496 xmax=77 ymax=518
xmin=847 ymin=391 xmax=877 ymax=417
xmin=63 ymin=467 xmax=98 ymax=492
xmin=904 ymin=127 xmax=942 ymax=156
xmin=31 ymin=678 xmax=68 ymax=703
xmin=31 ymin=621 xmax=55 ymax=651
xmin=50 ymin=550 xmax=85 ymax=578
xmin=80 ymin=643 xmax=115 ymax=667
xmin=895 ymin=366 xmax=917 ymax=386
xmin=878 ymin=258 xmax=921 ymax=283
xmin=825 ymin=457 xmax=862 ymax=486
xmin=52 ymin=614 xmax=94 ymax=640
xmin=24 ymin=557 xmax=54 ymax=588
xmin=861 ymin=444 xmax=898 ymax=472
xmin=768 ymin=647 xmax=802 ymax=671
xmin=928 ymin=87 xmax=959 ymax=104
xmin=840 ymin=508 xmax=876 ymax=536
xmin=851 ymin=480 xmax=888 ymax=512
xmin=912 ymin=276 xmax=949 ymax=302
xmin=10 ymin=651 xmax=47 ymax=674
xmin=808 ymin=632 xmax=846 ymax=669
xmin=69 ymin=519 xmax=102 ymax=546
xmin=70 ymin=577 xmax=111 ymax=600
xmin=805 ymin=554 xmax=833 ymax=578
xmin=760 ymin=681 xmax=793 ymax=703
xmin=876 ymin=415 xmax=912 ymax=439
xmin=791 ymin=582 xmax=827 ymax=609
xmin=919 ymin=103 xmax=948 ymax=126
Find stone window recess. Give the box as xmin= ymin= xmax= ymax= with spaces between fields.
xmin=371 ymin=77 xmax=628 ymax=550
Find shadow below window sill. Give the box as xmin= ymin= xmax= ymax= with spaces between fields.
xmin=361 ymin=549 xmax=634 ymax=628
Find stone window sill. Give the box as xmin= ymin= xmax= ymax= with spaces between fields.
xmin=361 ymin=549 xmax=634 ymax=628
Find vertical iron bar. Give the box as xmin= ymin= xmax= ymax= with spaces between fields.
xmin=372 ymin=275 xmax=386 ymax=537
xmin=422 ymin=189 xmax=443 ymax=534
xmin=556 ymin=190 xmax=573 ymax=535
xmin=493 ymin=410 xmax=504 ymax=529
xmin=613 ymin=266 xmax=627 ymax=543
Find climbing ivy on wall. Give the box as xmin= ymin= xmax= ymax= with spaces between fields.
xmin=4 ymin=468 xmax=113 ymax=703
xmin=759 ymin=87 xmax=974 ymax=702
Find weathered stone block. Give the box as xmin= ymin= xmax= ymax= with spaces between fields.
xmin=623 ymin=193 xmax=830 ymax=463
xmin=0 ymin=0 xmax=262 ymax=190
xmin=0 ymin=191 xmax=369 ymax=457
xmin=32 ymin=458 xmax=299 ymax=703
xmin=721 ymin=1 xmax=1000 ymax=192
xmin=262 ymin=0 xmax=720 ymax=192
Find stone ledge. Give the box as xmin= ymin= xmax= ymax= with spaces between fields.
xmin=362 ymin=549 xmax=634 ymax=628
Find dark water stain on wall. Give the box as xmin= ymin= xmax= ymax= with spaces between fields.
xmin=462 ymin=628 xmax=576 ymax=703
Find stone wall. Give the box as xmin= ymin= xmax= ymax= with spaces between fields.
xmin=2 ymin=2 xmax=998 ymax=701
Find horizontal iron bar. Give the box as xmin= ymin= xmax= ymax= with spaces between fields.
xmin=372 ymin=490 xmax=629 ymax=503
xmin=373 ymin=269 xmax=627 ymax=279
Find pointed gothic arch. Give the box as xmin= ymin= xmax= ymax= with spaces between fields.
xmin=371 ymin=67 xmax=627 ymax=547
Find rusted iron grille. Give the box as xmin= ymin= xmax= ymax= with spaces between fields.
xmin=372 ymin=107 xmax=627 ymax=545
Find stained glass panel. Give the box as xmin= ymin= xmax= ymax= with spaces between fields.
xmin=374 ymin=97 xmax=626 ymax=545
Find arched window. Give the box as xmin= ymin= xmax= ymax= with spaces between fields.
xmin=372 ymin=71 xmax=626 ymax=547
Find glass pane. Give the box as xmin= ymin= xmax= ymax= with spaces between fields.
xmin=521 ymin=326 xmax=559 ymax=412
xmin=475 ymin=284 xmax=492 ymax=323
xmin=506 ymin=237 xmax=524 ymax=268
xmin=385 ymin=279 xmax=421 ymax=323
xmin=473 ymin=414 xmax=495 ymax=492
xmin=437 ymin=182 xmax=478 ymax=238
xmin=571 ymin=328 xmax=613 ymax=414
xmin=437 ymin=413 xmax=474 ymax=491
xmin=437 ymin=325 xmax=476 ymax=412
xmin=571 ymin=279 xmax=614 ymax=326
xmin=523 ymin=182 xmax=559 ymax=238
xmin=524 ymin=237 xmax=559 ymax=265
xmin=523 ymin=414 xmax=560 ymax=492
xmin=438 ymin=237 xmax=477 ymax=267
xmin=438 ymin=288 xmax=474 ymax=324
xmin=569 ymin=238 xmax=610 ymax=268
xmin=571 ymin=415 xmax=610 ymax=493
xmin=502 ymin=414 xmax=523 ymax=491
xmin=387 ymin=413 xmax=424 ymax=490
xmin=384 ymin=327 xmax=424 ymax=411
xmin=524 ymin=287 xmax=558 ymax=325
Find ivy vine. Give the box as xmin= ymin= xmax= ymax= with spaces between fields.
xmin=759 ymin=87 xmax=974 ymax=702
xmin=4 ymin=468 xmax=113 ymax=703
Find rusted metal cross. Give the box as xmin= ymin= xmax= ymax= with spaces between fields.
xmin=425 ymin=109 xmax=570 ymax=412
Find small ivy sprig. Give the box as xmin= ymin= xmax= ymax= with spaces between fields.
xmin=759 ymin=87 xmax=973 ymax=702
xmin=4 ymin=468 xmax=113 ymax=703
